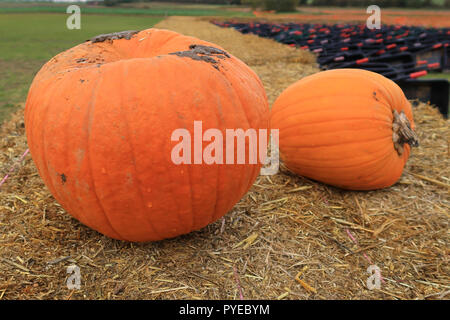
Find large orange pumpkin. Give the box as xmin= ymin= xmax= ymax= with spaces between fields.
xmin=270 ymin=69 xmax=418 ymax=190
xmin=25 ymin=29 xmax=269 ymax=242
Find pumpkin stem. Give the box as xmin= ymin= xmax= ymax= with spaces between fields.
xmin=392 ymin=110 xmax=419 ymax=156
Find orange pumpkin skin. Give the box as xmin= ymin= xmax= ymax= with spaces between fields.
xmin=25 ymin=29 xmax=269 ymax=242
xmin=270 ymin=69 xmax=417 ymax=190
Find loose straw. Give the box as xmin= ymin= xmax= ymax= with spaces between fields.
xmin=0 ymin=148 xmax=29 ymax=189
xmin=233 ymin=265 xmax=244 ymax=300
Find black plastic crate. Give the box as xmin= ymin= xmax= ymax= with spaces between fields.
xmin=398 ymin=79 xmax=449 ymax=118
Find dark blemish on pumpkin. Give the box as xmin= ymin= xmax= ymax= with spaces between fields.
xmin=90 ymin=30 xmax=140 ymax=43
xmin=176 ymin=112 xmax=185 ymax=120
xmin=169 ymin=44 xmax=230 ymax=70
xmin=126 ymin=172 xmax=133 ymax=184
xmin=373 ymin=91 xmax=379 ymax=101
xmin=80 ymin=79 xmax=85 ymax=83
xmin=60 ymin=173 xmax=67 ymax=184
xmin=76 ymin=58 xmax=87 ymax=63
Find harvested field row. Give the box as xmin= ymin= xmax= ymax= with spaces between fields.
xmin=254 ymin=8 xmax=450 ymax=28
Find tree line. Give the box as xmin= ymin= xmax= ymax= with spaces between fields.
xmin=103 ymin=0 xmax=450 ymax=10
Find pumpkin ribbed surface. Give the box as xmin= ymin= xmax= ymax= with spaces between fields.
xmin=25 ymin=29 xmax=269 ymax=242
xmin=270 ymin=69 xmax=418 ymax=190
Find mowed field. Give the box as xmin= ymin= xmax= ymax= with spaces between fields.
xmin=0 ymin=13 xmax=163 ymax=124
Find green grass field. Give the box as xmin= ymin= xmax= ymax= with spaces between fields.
xmin=0 ymin=13 xmax=163 ymax=123
xmin=423 ymin=72 xmax=450 ymax=81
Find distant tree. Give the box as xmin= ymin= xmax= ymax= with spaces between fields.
xmin=104 ymin=0 xmax=120 ymax=6
xmin=241 ymin=0 xmax=261 ymax=9
xmin=264 ymin=0 xmax=299 ymax=11
xmin=242 ymin=0 xmax=299 ymax=11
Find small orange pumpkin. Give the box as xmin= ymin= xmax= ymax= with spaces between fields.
xmin=25 ymin=29 xmax=269 ymax=241
xmin=270 ymin=69 xmax=418 ymax=190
